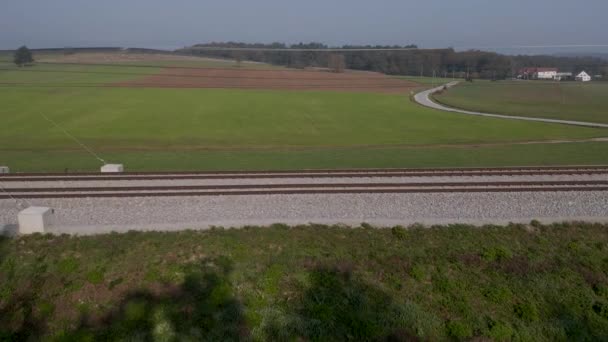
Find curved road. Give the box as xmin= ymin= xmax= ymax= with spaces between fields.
xmin=413 ymin=82 xmax=608 ymax=129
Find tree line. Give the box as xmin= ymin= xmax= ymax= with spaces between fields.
xmin=178 ymin=42 xmax=608 ymax=79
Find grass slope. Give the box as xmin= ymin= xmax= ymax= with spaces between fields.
xmin=2 ymin=87 xmax=604 ymax=149
xmin=1 ymin=86 xmax=606 ymax=171
xmin=1 ymin=62 xmax=606 ymax=171
xmin=0 ymin=62 xmax=160 ymax=84
xmin=434 ymin=80 xmax=608 ymax=124
xmin=3 ymin=142 xmax=608 ymax=172
xmin=1 ymin=223 xmax=608 ymax=340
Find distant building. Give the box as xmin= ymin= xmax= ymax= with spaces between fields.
xmin=536 ymin=68 xmax=558 ymax=80
xmin=576 ymin=71 xmax=592 ymax=82
xmin=555 ymin=72 xmax=573 ymax=81
xmin=518 ymin=67 xmax=558 ymax=80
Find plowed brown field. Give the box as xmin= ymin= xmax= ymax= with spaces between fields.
xmin=116 ymin=68 xmax=418 ymax=93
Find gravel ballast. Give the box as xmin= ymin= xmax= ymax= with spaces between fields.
xmin=1 ymin=191 xmax=607 ymax=235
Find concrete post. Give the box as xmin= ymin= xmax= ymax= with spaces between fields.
xmin=18 ymin=207 xmax=55 ymax=234
xmin=101 ymin=164 xmax=124 ymax=173
xmin=0 ymin=166 xmax=9 ymax=174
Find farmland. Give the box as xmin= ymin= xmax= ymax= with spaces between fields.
xmin=2 ymin=222 xmax=608 ymax=340
xmin=36 ymin=51 xmax=285 ymax=69
xmin=433 ymin=80 xmax=608 ymax=124
xmin=1 ymin=52 xmax=607 ymax=172
xmin=396 ymin=75 xmax=461 ymax=85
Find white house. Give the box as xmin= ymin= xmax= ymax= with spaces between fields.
xmin=518 ymin=67 xmax=558 ymax=80
xmin=555 ymin=72 xmax=573 ymax=81
xmin=575 ymin=71 xmax=592 ymax=82
xmin=536 ymin=68 xmax=558 ymax=80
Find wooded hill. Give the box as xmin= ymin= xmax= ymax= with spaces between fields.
xmin=178 ymin=42 xmax=608 ymax=79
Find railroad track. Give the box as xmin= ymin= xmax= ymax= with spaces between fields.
xmin=3 ymin=167 xmax=605 ymax=235
xmin=2 ymin=166 xmax=608 ymax=182
xmin=1 ymin=181 xmax=607 ymax=199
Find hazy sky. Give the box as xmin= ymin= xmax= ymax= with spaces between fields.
xmin=1 ymin=0 xmax=607 ymax=53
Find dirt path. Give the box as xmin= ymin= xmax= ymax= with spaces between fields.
xmin=414 ymin=82 xmax=608 ymax=129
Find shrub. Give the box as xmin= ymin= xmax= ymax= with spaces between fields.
xmin=58 ymin=257 xmax=79 ymax=275
xmin=86 ymin=267 xmax=106 ymax=285
xmin=360 ymin=222 xmax=374 ymax=229
xmin=391 ymin=226 xmax=408 ymax=240
xmin=481 ymin=246 xmax=513 ymax=262
xmin=446 ymin=321 xmax=473 ymax=340
xmin=488 ymin=320 xmax=513 ymax=341
xmin=592 ymin=300 xmax=608 ymax=320
xmin=483 ymin=286 xmax=512 ymax=304
xmin=514 ymin=302 xmax=539 ymax=322
xmin=409 ymin=265 xmax=425 ymax=281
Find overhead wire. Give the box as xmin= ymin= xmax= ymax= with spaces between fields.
xmin=40 ymin=113 xmax=106 ymax=164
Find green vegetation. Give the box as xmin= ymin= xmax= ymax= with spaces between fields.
xmin=0 ymin=62 xmax=160 ymax=84
xmin=3 ymin=87 xmax=604 ymax=149
xmin=12 ymin=46 xmax=34 ymax=66
xmin=3 ymin=142 xmax=608 ymax=172
xmin=434 ymin=80 xmax=608 ymax=124
xmin=1 ymin=83 xmax=606 ymax=172
xmin=0 ymin=51 xmax=12 ymax=62
xmin=0 ymin=60 xmax=606 ymax=172
xmin=185 ymin=42 xmax=608 ymax=79
xmin=2 ymin=222 xmax=608 ymax=340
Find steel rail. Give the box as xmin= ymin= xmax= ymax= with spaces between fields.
xmin=4 ymin=180 xmax=608 ymax=193
xmin=2 ymin=169 xmax=608 ymax=182
xmin=2 ymin=165 xmax=608 ymax=177
xmin=2 ymin=186 xmax=607 ymax=199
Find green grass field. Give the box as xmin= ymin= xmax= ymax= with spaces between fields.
xmin=0 ymin=62 xmax=160 ymax=84
xmin=433 ymin=80 xmax=608 ymax=124
xmin=2 ymin=222 xmax=608 ymax=340
xmin=0 ymin=59 xmax=607 ymax=172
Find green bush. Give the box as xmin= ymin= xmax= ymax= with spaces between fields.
xmin=86 ymin=268 xmax=106 ymax=285
xmin=446 ymin=321 xmax=473 ymax=340
xmin=391 ymin=226 xmax=408 ymax=240
xmin=482 ymin=246 xmax=513 ymax=262
xmin=592 ymin=301 xmax=608 ymax=320
xmin=488 ymin=320 xmax=514 ymax=341
xmin=58 ymin=257 xmax=79 ymax=275
xmin=514 ymin=302 xmax=539 ymax=322
xmin=409 ymin=264 xmax=425 ymax=281
xmin=483 ymin=286 xmax=513 ymax=304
